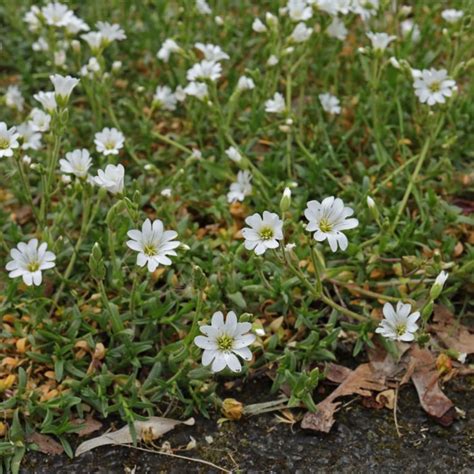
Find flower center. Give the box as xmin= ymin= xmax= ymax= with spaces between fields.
xmin=105 ymin=141 xmax=116 ymax=150
xmin=429 ymin=81 xmax=441 ymax=92
xmin=217 ymin=334 xmax=234 ymax=351
xmin=27 ymin=261 xmax=40 ymax=272
xmin=143 ymin=244 xmax=157 ymax=256
xmin=259 ymin=226 xmax=274 ymax=240
xmin=395 ymin=323 xmax=407 ymax=337
xmin=319 ymin=218 xmax=333 ymax=233
xmin=0 ymin=138 xmax=10 ymax=149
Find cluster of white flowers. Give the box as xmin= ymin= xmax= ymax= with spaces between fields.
xmin=241 ymin=196 xmax=358 ymax=255
xmin=24 ymin=2 xmax=89 ymax=66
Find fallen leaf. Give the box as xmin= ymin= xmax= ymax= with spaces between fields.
xmin=301 ymin=363 xmax=387 ymax=433
xmin=409 ymin=345 xmax=455 ymax=426
xmin=27 ymin=433 xmax=64 ymax=455
xmin=430 ymin=305 xmax=474 ymax=355
xmin=75 ymin=417 xmax=195 ymax=456
xmin=71 ymin=414 xmax=103 ymax=437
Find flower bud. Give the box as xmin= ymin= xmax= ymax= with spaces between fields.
xmin=71 ymin=40 xmax=81 ymax=52
xmin=280 ymin=187 xmax=292 ymax=212
xmin=430 ymin=270 xmax=448 ymax=299
xmin=367 ymin=195 xmax=379 ymax=221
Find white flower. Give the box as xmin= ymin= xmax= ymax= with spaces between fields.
xmin=327 ymin=17 xmax=347 ymax=41
xmin=59 ymin=149 xmax=92 ymax=178
xmin=96 ymin=21 xmax=126 ymax=43
xmin=441 ymin=9 xmax=464 ymax=23
xmin=313 ymin=0 xmax=351 ymax=15
xmin=5 ymin=85 xmax=24 ymax=111
xmin=17 ymin=123 xmax=42 ymax=151
xmin=215 ymin=15 xmax=224 ymax=25
xmin=457 ymin=353 xmax=467 ymax=364
xmin=196 ymin=0 xmax=212 ymax=14
xmin=242 ymin=211 xmax=284 ymax=255
xmin=367 ymin=32 xmax=396 ymax=52
xmin=24 ymin=5 xmax=41 ymax=32
xmin=351 ymin=0 xmax=379 ymax=21
xmin=6 ymin=239 xmax=56 ymax=286
xmin=252 ymin=18 xmax=267 ymax=33
xmin=290 ymin=22 xmax=313 ymax=43
xmin=32 ymin=37 xmax=49 ymax=52
xmin=285 ymin=242 xmax=296 ymax=252
xmin=287 ymin=0 xmax=312 ymax=22
xmin=413 ymin=69 xmax=457 ymax=106
xmin=93 ymin=164 xmax=125 ymax=194
xmin=400 ymin=19 xmax=421 ymax=43
xmin=367 ymin=196 xmax=375 ymax=208
xmin=126 ymin=218 xmax=180 ymax=272
xmin=237 ymin=76 xmax=255 ymax=91
xmin=157 ymin=39 xmax=181 ymax=62
xmin=225 ymin=146 xmax=242 ymax=163
xmin=319 ymin=93 xmax=341 ymax=114
xmin=434 ymin=270 xmax=448 ymax=288
xmin=22 ymin=155 xmax=32 ymax=166
xmin=194 ymin=311 xmax=255 ymax=373
xmin=305 ymin=196 xmax=358 ymax=252
xmin=0 ymin=122 xmax=20 ymax=158
xmin=375 ymin=302 xmax=420 ymax=342
xmin=195 ymin=43 xmax=229 ymax=62
xmin=184 ymin=82 xmax=209 ymax=100
xmin=64 ymin=14 xmax=89 ymax=34
xmin=94 ymin=127 xmax=125 ymax=155
xmin=161 ymin=188 xmax=172 ymax=197
xmin=81 ymin=57 xmax=101 ymax=77
xmin=81 ymin=32 xmax=104 ymax=52
xmin=191 ymin=149 xmax=202 ymax=159
xmin=112 ymin=61 xmax=122 ymax=72
xmin=33 ymin=91 xmax=57 ymax=113
xmin=187 ymin=60 xmax=222 ymax=82
xmin=50 ymin=74 xmax=79 ymax=102
xmin=41 ymin=2 xmax=74 ymax=27
xmin=267 ymin=55 xmax=279 ymax=66
xmin=265 ymin=92 xmax=285 ymax=114
xmin=227 ymin=171 xmax=252 ymax=203
xmin=153 ymin=86 xmax=177 ymax=111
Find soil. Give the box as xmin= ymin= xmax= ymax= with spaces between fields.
xmin=21 ymin=376 xmax=474 ymax=473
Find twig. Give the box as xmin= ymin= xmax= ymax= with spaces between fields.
xmin=393 ymin=383 xmax=402 ymax=438
xmin=122 ymin=444 xmax=232 ymax=473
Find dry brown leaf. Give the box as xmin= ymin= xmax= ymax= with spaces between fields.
xmin=71 ymin=414 xmax=103 ymax=437
xmin=75 ymin=417 xmax=195 ymax=456
xmin=301 ymin=363 xmax=387 ymax=433
xmin=409 ymin=345 xmax=455 ymax=426
xmin=430 ymin=305 xmax=474 ymax=355
xmin=27 ymin=432 xmax=64 ymax=455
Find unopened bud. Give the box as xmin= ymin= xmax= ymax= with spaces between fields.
xmin=430 ymin=271 xmax=448 ymax=299
xmin=280 ymin=187 xmax=292 ymax=212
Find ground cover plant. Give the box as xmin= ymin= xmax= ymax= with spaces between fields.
xmin=0 ymin=0 xmax=473 ymax=471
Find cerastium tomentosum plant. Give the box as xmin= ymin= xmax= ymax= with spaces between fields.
xmin=0 ymin=0 xmax=471 ymax=468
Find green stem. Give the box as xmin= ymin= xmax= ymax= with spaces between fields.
xmin=13 ymin=156 xmax=40 ymax=225
xmin=152 ymin=131 xmax=192 ymax=155
xmin=390 ymin=137 xmax=431 ymax=233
